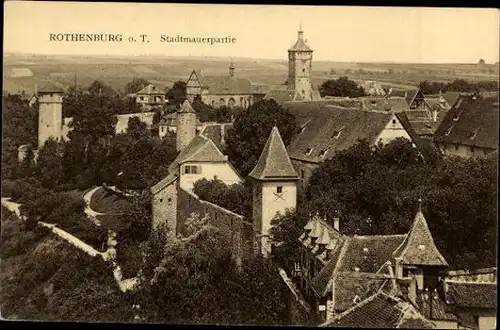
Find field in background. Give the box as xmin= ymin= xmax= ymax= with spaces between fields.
xmin=3 ymin=53 xmax=499 ymax=95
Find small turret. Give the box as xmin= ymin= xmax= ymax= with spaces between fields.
xmin=176 ymin=100 xmax=197 ymax=152
xmin=229 ymin=59 xmax=235 ymax=77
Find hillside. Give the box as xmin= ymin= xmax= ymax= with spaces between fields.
xmin=3 ymin=53 xmax=498 ymax=95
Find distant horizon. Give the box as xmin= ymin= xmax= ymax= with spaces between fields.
xmin=5 ymin=51 xmax=498 ymax=66
xmin=4 ymin=3 xmax=499 ymax=64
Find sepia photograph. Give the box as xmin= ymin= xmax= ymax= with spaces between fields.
xmin=1 ymin=2 xmax=498 ymax=328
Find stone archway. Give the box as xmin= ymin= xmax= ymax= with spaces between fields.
xmin=228 ymin=98 xmax=236 ymax=108
xmin=219 ymin=98 xmax=226 ymax=107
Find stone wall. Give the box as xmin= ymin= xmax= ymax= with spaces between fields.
xmin=177 ymin=187 xmax=254 ymax=263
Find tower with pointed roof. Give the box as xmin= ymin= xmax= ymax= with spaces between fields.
xmin=393 ymin=199 xmax=449 ymax=292
xmin=37 ymin=82 xmax=64 ymax=149
xmin=288 ymin=25 xmax=314 ymax=101
xmin=249 ymin=126 xmax=300 ymax=256
xmin=176 ymin=99 xmax=197 ymax=152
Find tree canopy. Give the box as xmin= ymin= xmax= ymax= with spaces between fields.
xmin=124 ymin=78 xmax=151 ymax=95
xmin=319 ymin=76 xmax=366 ymax=98
xmin=166 ymin=81 xmax=187 ymax=107
xmin=225 ymin=99 xmax=297 ymax=176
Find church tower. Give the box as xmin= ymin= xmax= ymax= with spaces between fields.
xmin=249 ymin=126 xmax=300 ymax=256
xmin=288 ymin=25 xmax=314 ymax=101
xmin=38 ymin=83 xmax=64 ymax=149
xmin=176 ymin=99 xmax=197 ymax=152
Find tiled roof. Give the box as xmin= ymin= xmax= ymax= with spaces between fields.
xmin=150 ymin=171 xmax=178 ymax=194
xmin=158 ymin=113 xmax=202 ymax=127
xmin=178 ymin=99 xmax=196 ymax=114
xmin=333 ymin=272 xmax=391 ymax=311
xmin=389 ymin=89 xmax=421 ymax=108
xmin=324 ymin=292 xmax=434 ymax=328
xmin=433 ymin=95 xmax=499 ymax=150
xmin=416 ymin=290 xmax=457 ymax=321
xmin=387 ymin=97 xmax=410 ymax=112
xmin=248 ymin=126 xmax=299 ymax=181
xmin=393 ymin=208 xmax=448 ymax=267
xmin=339 ymin=235 xmax=408 ymax=273
xmin=264 ymin=88 xmax=295 ymax=103
xmin=443 ymin=92 xmax=461 ymax=108
xmin=200 ymin=123 xmax=233 ymax=150
xmin=198 ymin=73 xmax=254 ymax=95
xmin=136 ymin=84 xmax=164 ymax=95
xmin=445 ymin=282 xmax=497 ymax=309
xmin=288 ymin=30 xmax=312 ymax=52
xmin=167 ymin=135 xmax=228 ymax=174
xmin=284 ymin=103 xmax=396 ymax=163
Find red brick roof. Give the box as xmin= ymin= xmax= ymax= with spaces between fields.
xmin=248 ymin=126 xmax=299 ymax=181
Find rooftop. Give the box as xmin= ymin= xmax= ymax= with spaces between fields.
xmin=248 ymin=126 xmax=299 ymax=181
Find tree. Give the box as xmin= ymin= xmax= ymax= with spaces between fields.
xmin=88 ymin=80 xmax=118 ymax=97
xmin=137 ymin=212 xmax=289 ymax=325
xmin=35 ymin=138 xmax=65 ymax=189
xmin=303 ymin=138 xmax=497 ymax=269
xmin=193 ymin=178 xmax=253 ymax=217
xmin=225 ymin=99 xmax=297 ymax=176
xmin=125 ymin=78 xmax=150 ymax=95
xmin=478 ymin=58 xmax=486 ymax=65
xmin=166 ymin=81 xmax=187 ymax=107
xmin=2 ymin=93 xmax=37 ymax=179
xmin=318 ymin=76 xmax=366 ymax=98
xmin=126 ymin=116 xmax=149 ymax=139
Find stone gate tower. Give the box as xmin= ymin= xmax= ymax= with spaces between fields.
xmin=38 ymin=83 xmax=64 ymax=149
xmin=176 ymin=99 xmax=197 ymax=151
xmin=249 ymin=126 xmax=299 ymax=256
xmin=288 ymin=26 xmax=314 ymax=101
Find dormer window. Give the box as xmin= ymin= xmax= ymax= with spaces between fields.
xmin=305 ymin=148 xmax=313 ymax=155
xmin=319 ymin=149 xmax=328 ymax=158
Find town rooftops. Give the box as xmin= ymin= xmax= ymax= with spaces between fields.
xmin=284 ymin=103 xmax=402 ymax=163
xmin=445 ymin=281 xmax=497 ymax=310
xmin=323 ymin=291 xmax=434 ymax=328
xmin=189 ymin=70 xmax=260 ymax=95
xmin=136 ymin=84 xmax=165 ymax=95
xmin=433 ymin=95 xmax=499 ymax=151
xmin=200 ymin=123 xmax=233 ymax=150
xmin=392 ymin=206 xmax=448 ymax=267
xmin=248 ymin=126 xmax=299 ymax=181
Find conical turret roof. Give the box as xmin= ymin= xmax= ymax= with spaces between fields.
xmin=178 ymin=99 xmax=196 ymax=114
xmin=248 ymin=126 xmax=299 ymax=181
xmin=393 ymin=203 xmax=448 ymax=267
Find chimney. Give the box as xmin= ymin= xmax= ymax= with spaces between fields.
xmin=408 ymin=276 xmax=417 ymax=305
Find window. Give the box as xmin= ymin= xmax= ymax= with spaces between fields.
xmin=300 ymin=169 xmax=305 ymax=178
xmin=184 ymin=165 xmax=201 ymax=174
xmin=277 ymin=186 xmax=283 ymax=194
xmin=159 ymin=198 xmax=163 ymax=202
xmin=167 ymin=198 xmax=172 ymax=203
xmin=392 ymin=119 xmax=397 ymax=125
xmin=455 ymin=144 xmax=459 ymax=151
xmin=305 ymin=148 xmax=313 ymax=155
xmin=319 ymin=149 xmax=328 ymax=158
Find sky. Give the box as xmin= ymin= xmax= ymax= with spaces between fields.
xmin=4 ymin=2 xmax=500 ymax=63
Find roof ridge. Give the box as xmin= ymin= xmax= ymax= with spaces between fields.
xmin=353 ymin=234 xmax=408 ymax=239
xmin=331 ymin=289 xmax=384 ymax=322
xmin=445 ymin=280 xmax=497 ymax=285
